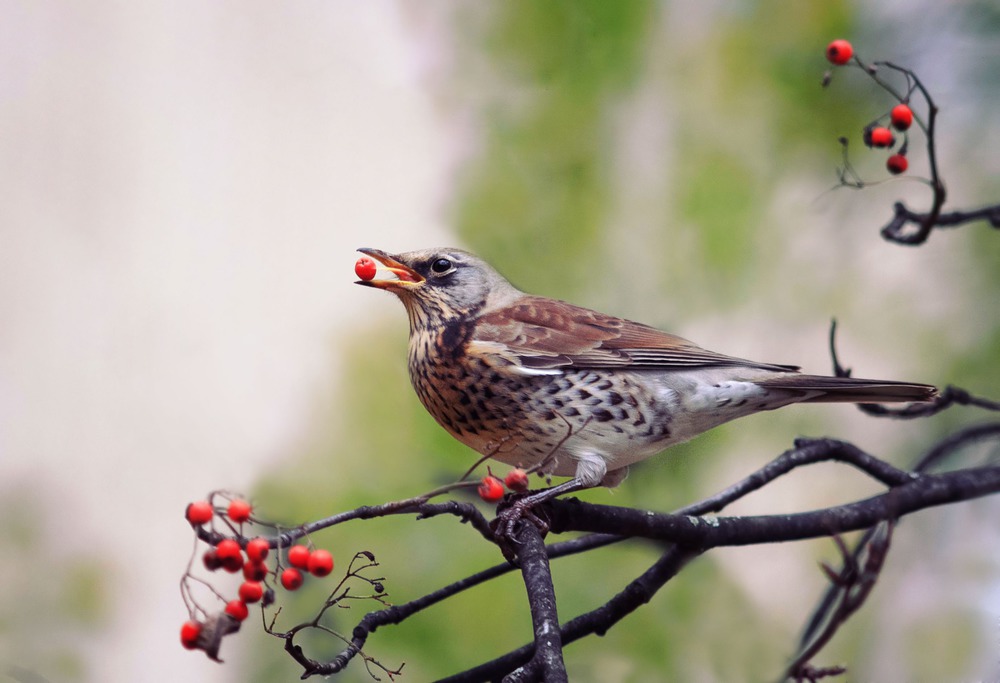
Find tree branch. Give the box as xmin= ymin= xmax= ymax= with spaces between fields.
xmin=439 ymin=545 xmax=697 ymax=683
xmin=543 ymin=463 xmax=1000 ymax=546
xmin=504 ymin=521 xmax=567 ymax=683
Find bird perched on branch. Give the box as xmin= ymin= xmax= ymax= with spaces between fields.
xmin=356 ymin=247 xmax=936 ymax=493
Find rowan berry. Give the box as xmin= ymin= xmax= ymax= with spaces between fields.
xmin=215 ymin=539 xmax=243 ymax=573
xmin=281 ymin=567 xmax=304 ymax=591
xmin=826 ymin=39 xmax=853 ymax=65
xmin=891 ymin=104 xmax=913 ymax=131
xmin=202 ymin=549 xmax=222 ymax=572
xmin=477 ymin=475 xmax=505 ymax=503
xmin=239 ymin=581 xmax=264 ymax=604
xmin=224 ymin=599 xmax=249 ymax=622
xmin=287 ymin=545 xmax=311 ymax=569
xmin=308 ymin=549 xmax=334 ymax=577
xmin=185 ymin=501 xmax=214 ymax=525
xmin=886 ymin=154 xmax=908 ymax=175
xmin=504 ymin=468 xmax=529 ymax=492
xmin=242 ymin=560 xmax=268 ymax=581
xmin=245 ymin=537 xmax=270 ymax=563
xmin=868 ymin=126 xmax=894 ymax=148
xmin=180 ymin=620 xmax=202 ymax=649
xmin=355 ymin=257 xmax=377 ymax=281
xmin=227 ymin=499 xmax=252 ymax=524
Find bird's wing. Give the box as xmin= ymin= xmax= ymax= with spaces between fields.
xmin=469 ymin=297 xmax=798 ymax=374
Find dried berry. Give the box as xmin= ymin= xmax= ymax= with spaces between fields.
xmin=504 ymin=468 xmax=530 ymax=492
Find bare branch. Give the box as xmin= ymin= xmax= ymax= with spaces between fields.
xmin=543 ymin=462 xmax=1000 ymax=545
xmin=505 ymin=521 xmax=567 ymax=683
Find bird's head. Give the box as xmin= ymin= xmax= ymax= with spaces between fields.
xmin=355 ymin=247 xmax=522 ymax=330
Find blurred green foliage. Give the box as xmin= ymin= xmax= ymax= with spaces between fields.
xmin=248 ymin=3 xmax=1000 ymax=681
xmin=452 ymin=0 xmax=654 ymax=299
xmin=0 ymin=486 xmax=112 ymax=682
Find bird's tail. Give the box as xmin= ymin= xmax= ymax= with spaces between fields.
xmin=757 ymin=375 xmax=938 ymax=403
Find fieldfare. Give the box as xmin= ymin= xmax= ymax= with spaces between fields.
xmin=356 ymin=247 xmax=936 ymax=492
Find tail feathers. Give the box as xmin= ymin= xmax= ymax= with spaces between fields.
xmin=758 ymin=375 xmax=938 ymax=404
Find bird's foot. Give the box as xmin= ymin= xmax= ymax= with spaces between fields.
xmin=489 ymin=479 xmax=585 ymax=563
xmin=491 ymin=496 xmax=551 ymax=563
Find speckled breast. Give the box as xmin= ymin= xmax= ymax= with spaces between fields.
xmin=407 ymin=331 xmax=674 ymax=474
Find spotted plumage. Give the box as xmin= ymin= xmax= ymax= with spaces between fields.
xmin=357 ymin=247 xmax=937 ymax=489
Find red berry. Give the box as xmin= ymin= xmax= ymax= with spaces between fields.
xmin=825 ymin=39 xmax=853 ymax=65
xmin=245 ymin=537 xmax=270 ymax=563
xmin=225 ymin=599 xmax=249 ymax=622
xmin=239 ymin=581 xmax=264 ymax=604
xmin=868 ymin=126 xmax=895 ymax=148
xmin=355 ymin=256 xmax=377 ymax=281
xmin=180 ymin=620 xmax=202 ymax=649
xmin=307 ymin=549 xmax=334 ymax=577
xmin=477 ymin=475 xmax=505 ymax=503
xmin=281 ymin=567 xmax=304 ymax=591
xmin=243 ymin=559 xmax=268 ymax=581
xmin=287 ymin=545 xmax=311 ymax=569
xmin=215 ymin=539 xmax=243 ymax=573
xmin=891 ymin=104 xmax=913 ymax=131
xmin=886 ymin=154 xmax=908 ymax=175
xmin=227 ymin=499 xmax=252 ymax=524
xmin=202 ymin=549 xmax=222 ymax=572
xmin=186 ymin=501 xmax=214 ymax=525
xmin=504 ymin=468 xmax=529 ymax=492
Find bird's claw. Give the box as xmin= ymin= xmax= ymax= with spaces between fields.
xmin=490 ymin=493 xmax=552 ymax=563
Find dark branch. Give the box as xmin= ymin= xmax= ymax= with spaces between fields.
xmin=881 ymin=200 xmax=1000 ymax=245
xmin=302 ymin=534 xmax=625 ymax=679
xmin=505 ymin=522 xmax=567 ymax=683
xmin=440 ymin=545 xmax=697 ymax=682
xmin=828 ymin=320 xmax=1000 ymax=420
xmin=678 ymin=437 xmax=914 ymax=520
xmin=543 ymin=464 xmax=1000 ymax=545
xmin=786 ymin=524 xmax=894 ymax=680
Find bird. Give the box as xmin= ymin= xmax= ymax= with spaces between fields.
xmin=355 ymin=247 xmax=937 ymax=493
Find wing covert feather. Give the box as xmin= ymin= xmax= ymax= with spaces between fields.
xmin=472 ymin=298 xmax=798 ymax=373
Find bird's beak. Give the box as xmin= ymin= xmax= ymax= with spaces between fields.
xmin=355 ymin=248 xmax=425 ymax=289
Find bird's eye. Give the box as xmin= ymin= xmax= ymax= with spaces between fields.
xmin=431 ymin=258 xmax=453 ymax=274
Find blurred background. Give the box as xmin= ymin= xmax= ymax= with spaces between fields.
xmin=2 ymin=1 xmax=999 ymax=681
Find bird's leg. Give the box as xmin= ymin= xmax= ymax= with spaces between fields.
xmin=493 ymin=423 xmax=604 ymax=558
xmin=492 ymin=478 xmax=589 ymax=562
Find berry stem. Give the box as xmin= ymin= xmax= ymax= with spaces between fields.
xmin=872 ymin=61 xmax=946 ymax=243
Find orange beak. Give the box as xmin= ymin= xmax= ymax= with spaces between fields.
xmin=355 ymin=248 xmax=424 ymax=289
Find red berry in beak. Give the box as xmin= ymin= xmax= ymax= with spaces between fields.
xmin=355 ymin=257 xmax=377 ymax=281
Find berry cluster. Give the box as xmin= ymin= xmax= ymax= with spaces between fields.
xmin=826 ymin=39 xmax=914 ymax=177
xmin=476 ymin=468 xmax=531 ymax=503
xmin=180 ymin=495 xmax=336 ymax=654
